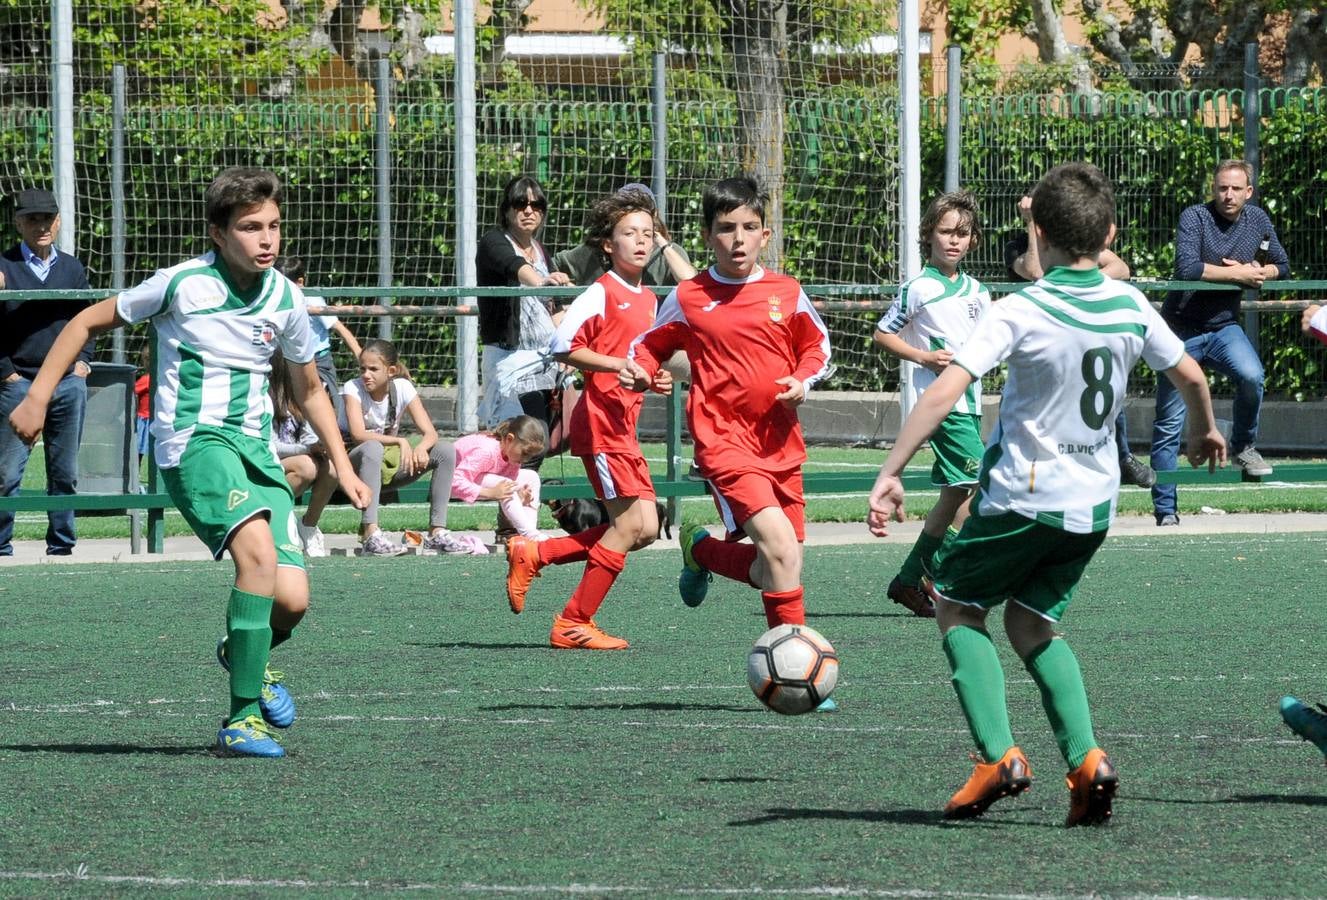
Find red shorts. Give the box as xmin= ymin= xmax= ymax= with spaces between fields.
xmin=706 ymin=465 xmax=805 ymax=541
xmin=580 ymin=451 xmax=656 ymax=501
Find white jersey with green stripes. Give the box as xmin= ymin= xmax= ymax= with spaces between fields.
xmin=876 ymin=265 xmax=991 ymax=415
xmin=953 ymin=266 xmax=1185 ymax=533
xmin=116 ymin=252 xmax=317 ymax=469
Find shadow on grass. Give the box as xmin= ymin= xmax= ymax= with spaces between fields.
xmin=727 ymin=806 xmax=999 ymax=828
xmin=0 ymin=742 xmax=206 ymax=756
xmin=405 ymin=641 xmax=549 ymax=651
xmin=1131 ymin=793 xmax=1327 ymax=808
xmin=482 ymin=701 xmax=758 ymax=713
xmin=698 ymin=775 xmax=779 ymax=784
xmin=809 ymin=611 xmax=926 ymax=620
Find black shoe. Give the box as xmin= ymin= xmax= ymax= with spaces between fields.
xmin=1119 ymin=455 xmax=1156 ymax=488
xmin=887 ymin=575 xmax=936 ymax=618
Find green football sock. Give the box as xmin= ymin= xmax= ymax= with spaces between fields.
xmin=942 ymin=625 xmax=1015 ymax=763
xmin=1024 ymin=638 xmax=1098 ymax=768
xmin=899 ymin=530 xmax=944 ymax=585
xmin=226 ymin=588 xmax=274 ymax=724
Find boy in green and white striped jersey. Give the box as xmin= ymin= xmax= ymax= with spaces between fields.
xmin=9 ymin=168 xmax=371 ymax=758
xmin=868 ymin=163 xmax=1226 ymax=826
xmin=873 ymin=191 xmax=991 ymax=617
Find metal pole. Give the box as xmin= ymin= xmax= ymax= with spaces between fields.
xmin=898 ymin=0 xmax=922 ymax=422
xmin=1242 ymin=42 xmax=1261 ymax=354
xmin=651 ymin=51 xmax=679 ymax=525
xmin=944 ymin=45 xmax=961 ymax=192
xmin=454 ymin=0 xmax=479 ymax=433
xmin=111 ymin=65 xmax=126 ymax=364
xmin=652 ymin=52 xmax=668 ymax=221
xmin=51 ymin=0 xmax=75 ymax=254
xmin=375 ymin=55 xmax=393 ymax=341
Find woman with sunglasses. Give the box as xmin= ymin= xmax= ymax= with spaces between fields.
xmin=476 ymin=175 xmax=572 ymax=441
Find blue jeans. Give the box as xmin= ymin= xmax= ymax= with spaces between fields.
xmin=1150 ymin=322 xmax=1264 ymax=517
xmin=0 ymin=374 xmax=88 ymax=555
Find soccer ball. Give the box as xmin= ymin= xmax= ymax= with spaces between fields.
xmin=746 ymin=623 xmax=839 ymax=715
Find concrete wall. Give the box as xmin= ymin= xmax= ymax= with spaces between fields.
xmin=416 ymin=386 xmax=1327 ymax=454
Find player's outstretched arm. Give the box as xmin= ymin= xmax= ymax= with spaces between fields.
xmin=866 ymin=364 xmax=973 ymax=536
xmin=1164 ymin=353 xmax=1227 ymax=472
xmin=8 ymin=297 xmax=122 ymax=446
xmin=289 ymin=358 xmax=371 ymax=509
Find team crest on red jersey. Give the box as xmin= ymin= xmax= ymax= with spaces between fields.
xmin=768 ymin=295 xmax=783 ymax=322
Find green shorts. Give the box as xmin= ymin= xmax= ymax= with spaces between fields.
xmin=931 ymin=509 xmax=1107 ymax=622
xmin=160 ymin=426 xmax=304 ymax=569
xmin=928 ymin=411 xmax=984 ymax=487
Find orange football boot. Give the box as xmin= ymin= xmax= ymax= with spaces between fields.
xmin=1064 ymin=747 xmax=1118 ymax=827
xmin=943 ymin=746 xmax=1033 ymax=820
xmin=549 ymin=615 xmax=630 ymax=650
xmin=505 ymin=536 xmax=543 ymax=614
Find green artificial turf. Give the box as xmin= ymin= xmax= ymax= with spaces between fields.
xmin=1 ymin=533 xmax=1324 ymax=896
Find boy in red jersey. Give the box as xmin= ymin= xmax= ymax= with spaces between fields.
xmin=506 ymin=190 xmax=672 ymax=649
xmin=621 ymin=175 xmax=833 ymax=693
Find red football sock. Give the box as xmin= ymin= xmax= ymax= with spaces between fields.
xmin=693 ymin=537 xmax=757 ymax=587
xmin=538 ymin=525 xmax=610 ymax=566
xmin=761 ymin=587 xmax=805 ymax=627
xmin=561 ymin=542 xmax=627 ymax=622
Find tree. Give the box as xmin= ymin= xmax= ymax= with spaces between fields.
xmin=580 ymin=0 xmax=883 ymax=268
xmin=943 ymin=0 xmax=1327 ymax=92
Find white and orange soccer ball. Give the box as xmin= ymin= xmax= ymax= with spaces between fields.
xmin=746 ymin=623 xmax=839 ymax=715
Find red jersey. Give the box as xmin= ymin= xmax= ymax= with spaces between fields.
xmin=134 ymin=373 xmax=150 ymax=419
xmin=629 ymin=266 xmax=831 ymax=473
xmin=551 ymin=271 xmax=656 ymax=456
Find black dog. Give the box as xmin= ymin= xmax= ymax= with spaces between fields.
xmin=546 ymin=490 xmax=673 ymax=540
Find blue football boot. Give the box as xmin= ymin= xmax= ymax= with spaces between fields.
xmin=215 ymin=715 xmax=285 ymax=758
xmin=216 ymin=637 xmax=297 ymax=728
xmin=1280 ymin=696 xmax=1327 ymax=760
xmin=679 ymin=523 xmax=713 ymax=608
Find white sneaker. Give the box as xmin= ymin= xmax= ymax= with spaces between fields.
xmin=422 ymin=529 xmax=470 ymax=554
xmin=297 ymin=522 xmax=327 ymax=557
xmin=361 ymin=531 xmax=408 ymax=557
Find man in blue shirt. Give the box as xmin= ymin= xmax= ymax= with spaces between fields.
xmin=0 ymin=188 xmax=94 ymax=556
xmin=1150 ymin=160 xmax=1289 ymax=526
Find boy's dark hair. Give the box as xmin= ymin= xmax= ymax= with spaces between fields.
xmin=275 ymin=255 xmax=306 ymax=282
xmin=702 ymin=175 xmax=767 ymax=232
xmin=1030 ymin=163 xmax=1115 ymax=261
xmin=582 ymin=191 xmax=655 ymax=264
xmin=498 ymin=174 xmax=549 ymax=226
xmin=919 ymin=190 xmax=980 ymax=257
xmin=205 ymin=167 xmax=282 ymax=229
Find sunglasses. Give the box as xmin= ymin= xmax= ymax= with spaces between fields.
xmin=512 ymin=199 xmax=547 ymax=213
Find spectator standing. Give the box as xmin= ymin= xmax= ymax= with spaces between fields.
xmin=1150 ymin=160 xmax=1289 ymax=525
xmin=475 ymin=175 xmax=570 ymax=439
xmin=0 ymin=188 xmax=94 ymax=556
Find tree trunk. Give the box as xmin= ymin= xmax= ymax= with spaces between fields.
xmin=719 ymin=0 xmax=787 ymax=270
xmin=1283 ymin=9 xmax=1327 ymax=86
xmin=1027 ymin=0 xmax=1095 ymax=97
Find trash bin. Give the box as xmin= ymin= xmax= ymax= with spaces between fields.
xmin=80 ymin=362 xmax=137 ymax=495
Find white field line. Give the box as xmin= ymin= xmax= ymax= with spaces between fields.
xmin=0 ymin=869 xmax=1250 ymax=899
xmin=0 ymin=688 xmax=1310 ymax=747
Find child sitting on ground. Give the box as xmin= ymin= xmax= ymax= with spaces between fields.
xmin=450 ymin=415 xmax=549 ymax=543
